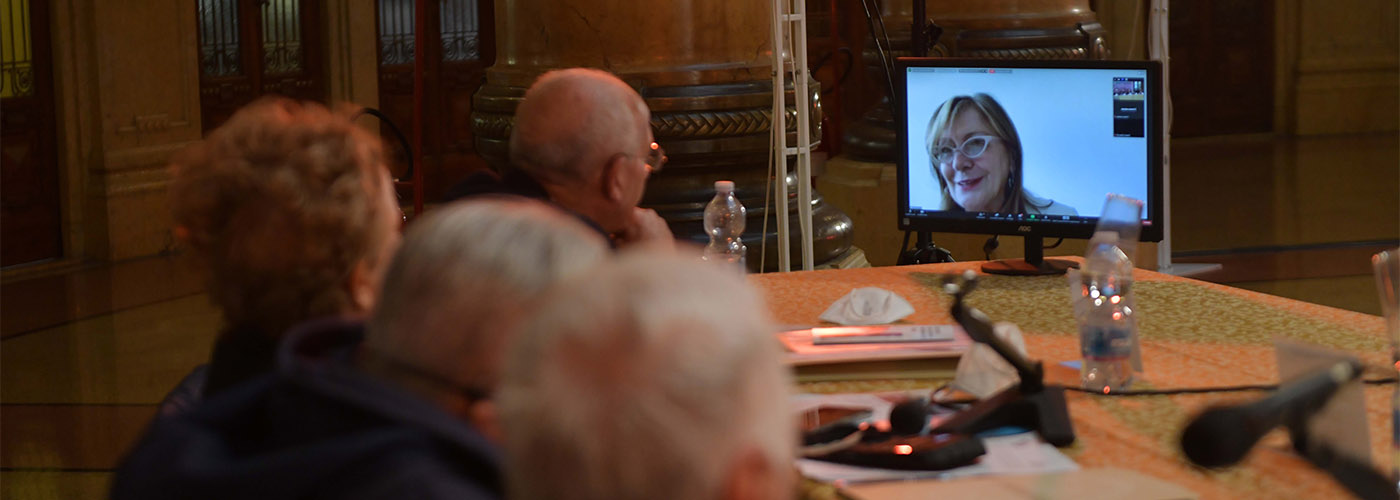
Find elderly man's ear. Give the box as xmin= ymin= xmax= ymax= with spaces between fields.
xmin=347 ymin=259 xmax=378 ymax=312
xmin=601 ymin=154 xmax=630 ymax=203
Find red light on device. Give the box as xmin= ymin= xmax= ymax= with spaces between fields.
xmin=988 ymin=69 xmax=996 ymax=73
xmin=893 ymin=444 xmax=914 ymax=455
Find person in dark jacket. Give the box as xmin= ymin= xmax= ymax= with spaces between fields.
xmin=115 ymin=318 xmax=502 ymax=500
xmin=160 ymin=97 xmax=405 ymax=413
xmin=114 ymin=199 xmax=610 ymax=499
xmin=445 ymin=68 xmax=674 ymax=252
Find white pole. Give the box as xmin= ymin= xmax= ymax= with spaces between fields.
xmin=792 ymin=0 xmax=815 ymax=271
xmin=1150 ymin=0 xmax=1220 ymax=277
xmin=1150 ymin=0 xmax=1172 ymax=273
xmin=771 ymin=0 xmax=791 ymax=272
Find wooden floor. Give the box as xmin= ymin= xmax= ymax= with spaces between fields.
xmin=1 ymin=132 xmax=1397 ymax=498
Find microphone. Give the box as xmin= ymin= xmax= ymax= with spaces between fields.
xmin=1180 ymin=359 xmax=1363 ymax=468
xmin=914 ymin=271 xmax=1076 ymax=446
xmin=889 ymin=397 xmax=934 ymax=435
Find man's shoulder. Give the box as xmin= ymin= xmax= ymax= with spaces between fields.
xmin=114 ymin=373 xmax=502 ymax=500
xmin=324 ymin=447 xmax=503 ymax=500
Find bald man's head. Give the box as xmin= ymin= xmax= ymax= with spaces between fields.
xmin=509 ymin=69 xmax=651 ymax=187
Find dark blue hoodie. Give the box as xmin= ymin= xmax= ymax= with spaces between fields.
xmin=111 ymin=318 xmax=503 ymax=500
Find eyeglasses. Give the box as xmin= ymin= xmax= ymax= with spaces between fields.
xmin=644 ymin=141 xmax=667 ymax=174
xmin=931 ymin=135 xmax=997 ymax=165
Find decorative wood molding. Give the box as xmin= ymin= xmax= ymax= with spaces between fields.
xmin=101 ymin=142 xmax=198 ymax=171
xmin=474 ymin=104 xmax=819 ymax=142
xmin=86 ymin=166 xmax=174 ymax=198
xmin=49 ymin=0 xmax=204 ymax=261
xmin=115 ymin=114 xmax=192 ymax=135
xmin=92 ymin=0 xmax=201 ymax=146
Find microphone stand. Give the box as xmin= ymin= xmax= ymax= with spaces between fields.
xmin=1295 ymin=440 xmax=1398 ymax=500
xmin=929 ymin=272 xmax=1077 ymax=446
xmin=1286 ymin=405 xmax=1399 ymax=500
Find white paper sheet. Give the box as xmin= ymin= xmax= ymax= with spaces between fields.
xmin=797 ymin=433 xmax=1080 ymax=485
xmin=780 ymin=326 xmax=971 ymax=366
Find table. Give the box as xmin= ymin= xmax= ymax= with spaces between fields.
xmin=751 ymin=260 xmax=1392 ymax=499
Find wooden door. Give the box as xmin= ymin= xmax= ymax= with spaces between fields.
xmin=1 ymin=0 xmax=61 ymax=267
xmin=376 ymin=0 xmax=494 ymax=201
xmin=197 ymin=0 xmax=326 ymax=132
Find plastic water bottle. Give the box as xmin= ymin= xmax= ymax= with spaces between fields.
xmin=1078 ymin=236 xmax=1137 ymax=392
xmin=702 ymin=180 xmax=747 ymax=266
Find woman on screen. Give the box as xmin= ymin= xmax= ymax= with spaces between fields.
xmin=924 ymin=93 xmax=1077 ymax=216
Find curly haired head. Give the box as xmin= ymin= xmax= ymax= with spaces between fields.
xmin=170 ymin=97 xmax=398 ymax=337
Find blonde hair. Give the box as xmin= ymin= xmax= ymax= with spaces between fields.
xmin=499 ymin=254 xmax=794 ymax=500
xmin=170 ymin=97 xmax=393 ymax=336
xmin=365 ymin=198 xmax=609 ymax=391
xmin=924 ymin=93 xmax=1049 ymax=213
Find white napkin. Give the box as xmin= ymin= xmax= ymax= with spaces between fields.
xmin=818 ymin=287 xmax=916 ymax=325
xmin=952 ymin=322 xmax=1029 ymax=398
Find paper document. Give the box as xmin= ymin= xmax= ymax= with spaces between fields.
xmin=797 ymin=433 xmax=1079 ymax=484
xmin=843 ymin=467 xmax=1196 ymax=500
xmin=792 ymin=393 xmax=897 ymax=422
xmin=780 ymin=325 xmax=971 ymax=366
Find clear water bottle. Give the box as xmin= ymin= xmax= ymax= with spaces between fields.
xmin=1078 ymin=235 xmax=1137 ymax=392
xmin=702 ymin=180 xmax=747 ymax=266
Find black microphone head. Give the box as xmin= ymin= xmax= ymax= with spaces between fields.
xmin=1180 ymin=406 xmax=1266 ymax=468
xmin=889 ymin=399 xmax=931 ymax=435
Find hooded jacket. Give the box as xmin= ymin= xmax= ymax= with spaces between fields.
xmin=111 ymin=318 xmax=503 ymax=500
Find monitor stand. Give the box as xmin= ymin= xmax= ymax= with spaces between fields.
xmin=898 ymin=232 xmax=954 ymax=265
xmin=981 ymin=235 xmax=1078 ymax=276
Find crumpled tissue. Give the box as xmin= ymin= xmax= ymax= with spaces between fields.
xmin=818 ymin=287 xmax=916 ymax=325
xmin=952 ymin=322 xmax=1029 ymax=398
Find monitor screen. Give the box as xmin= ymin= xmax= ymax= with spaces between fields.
xmin=895 ymin=58 xmax=1164 ymax=251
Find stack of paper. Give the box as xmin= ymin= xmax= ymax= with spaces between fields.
xmin=779 ymin=326 xmax=972 ymax=366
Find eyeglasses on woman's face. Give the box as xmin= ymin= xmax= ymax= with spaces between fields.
xmin=931 ymin=135 xmax=997 ymax=165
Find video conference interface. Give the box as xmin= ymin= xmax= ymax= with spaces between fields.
xmin=903 ymin=65 xmax=1152 ymax=224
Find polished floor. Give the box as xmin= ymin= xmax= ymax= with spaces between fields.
xmin=1 ymin=132 xmax=1397 ymax=499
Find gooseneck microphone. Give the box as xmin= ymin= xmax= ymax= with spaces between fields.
xmin=889 ymin=397 xmax=938 ymax=436
xmin=921 ymin=272 xmax=1076 ymax=446
xmin=1180 ymin=359 xmax=1363 ymax=468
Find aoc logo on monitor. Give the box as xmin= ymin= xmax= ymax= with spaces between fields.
xmin=1017 ymin=225 xmax=1032 ymax=232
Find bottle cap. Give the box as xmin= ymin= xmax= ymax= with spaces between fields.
xmin=714 ymin=180 xmax=735 ymax=193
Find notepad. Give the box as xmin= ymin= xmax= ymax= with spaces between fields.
xmin=779 ymin=325 xmax=972 ymax=367
xmin=810 ymin=325 xmax=958 ymax=345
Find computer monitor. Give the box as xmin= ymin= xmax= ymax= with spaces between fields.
xmin=895 ymin=58 xmax=1164 ymax=275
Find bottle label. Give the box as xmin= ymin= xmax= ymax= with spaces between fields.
xmin=1080 ymin=324 xmax=1132 ymax=361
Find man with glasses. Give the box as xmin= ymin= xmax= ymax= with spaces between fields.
xmin=446 ymin=68 xmax=675 ymax=251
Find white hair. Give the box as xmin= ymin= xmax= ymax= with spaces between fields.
xmin=499 ymin=254 xmax=795 ymax=500
xmin=507 ymin=68 xmax=649 ymax=185
xmin=365 ymin=198 xmax=609 ymax=391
